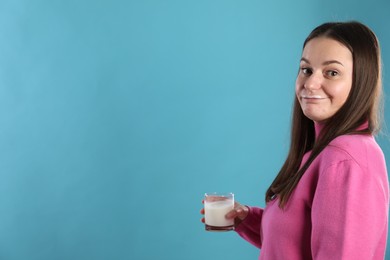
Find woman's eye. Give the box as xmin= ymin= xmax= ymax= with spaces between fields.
xmin=301 ymin=68 xmax=312 ymax=75
xmin=326 ymin=70 xmax=339 ymax=77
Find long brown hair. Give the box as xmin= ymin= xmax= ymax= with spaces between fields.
xmin=266 ymin=21 xmax=383 ymax=208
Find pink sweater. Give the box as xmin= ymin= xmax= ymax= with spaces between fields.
xmin=236 ymin=124 xmax=389 ymax=259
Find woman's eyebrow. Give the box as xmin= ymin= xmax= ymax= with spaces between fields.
xmin=300 ymin=57 xmax=344 ymax=67
xmin=322 ymin=60 xmax=344 ymax=66
xmin=300 ymin=57 xmax=310 ymax=64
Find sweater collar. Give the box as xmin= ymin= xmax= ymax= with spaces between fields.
xmin=314 ymin=121 xmax=369 ymax=140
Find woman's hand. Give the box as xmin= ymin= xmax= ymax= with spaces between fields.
xmin=200 ymin=200 xmax=249 ymax=227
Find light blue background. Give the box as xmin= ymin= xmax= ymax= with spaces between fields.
xmin=0 ymin=0 xmax=389 ymax=259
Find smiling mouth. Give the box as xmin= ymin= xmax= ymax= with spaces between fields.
xmin=301 ymin=95 xmax=326 ymax=99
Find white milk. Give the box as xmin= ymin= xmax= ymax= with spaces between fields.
xmin=205 ymin=200 xmax=234 ymax=227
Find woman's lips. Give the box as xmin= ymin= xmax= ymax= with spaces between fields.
xmin=301 ymin=95 xmax=325 ymax=99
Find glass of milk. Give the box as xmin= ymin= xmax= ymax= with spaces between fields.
xmin=204 ymin=192 xmax=234 ymax=231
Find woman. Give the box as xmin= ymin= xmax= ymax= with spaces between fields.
xmin=201 ymin=21 xmax=389 ymax=259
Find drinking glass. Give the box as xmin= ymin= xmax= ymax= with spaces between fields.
xmin=204 ymin=192 xmax=234 ymax=231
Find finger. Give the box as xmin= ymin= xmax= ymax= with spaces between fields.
xmin=236 ymin=205 xmax=249 ymax=220
xmin=225 ymin=209 xmax=238 ymax=219
xmin=200 ymin=208 xmax=205 ymax=215
xmin=201 ymin=217 xmax=205 ymax=223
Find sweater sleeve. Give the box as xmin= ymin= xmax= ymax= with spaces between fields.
xmin=311 ymin=159 xmax=389 ymax=260
xmin=234 ymin=206 xmax=264 ymax=249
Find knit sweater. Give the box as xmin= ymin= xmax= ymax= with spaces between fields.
xmin=235 ymin=123 xmax=389 ymax=259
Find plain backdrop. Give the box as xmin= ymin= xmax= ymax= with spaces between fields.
xmin=0 ymin=0 xmax=389 ymax=259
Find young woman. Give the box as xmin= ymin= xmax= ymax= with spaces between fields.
xmin=201 ymin=21 xmax=389 ymax=259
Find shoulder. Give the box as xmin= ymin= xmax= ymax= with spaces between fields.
xmin=309 ymin=134 xmax=387 ymax=191
xmin=313 ymin=134 xmax=389 ymax=204
xmin=320 ymin=134 xmax=384 ymax=168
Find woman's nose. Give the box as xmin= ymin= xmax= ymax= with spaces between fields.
xmin=304 ymin=74 xmax=322 ymax=90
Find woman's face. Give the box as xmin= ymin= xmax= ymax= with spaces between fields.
xmin=295 ymin=37 xmax=353 ymax=123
